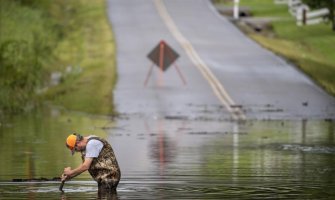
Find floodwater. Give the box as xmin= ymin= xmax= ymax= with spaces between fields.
xmin=1 ymin=107 xmax=335 ymax=199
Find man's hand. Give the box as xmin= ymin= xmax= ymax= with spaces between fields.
xmin=63 ymin=167 xmax=72 ymax=178
xmin=61 ymin=158 xmax=93 ymax=180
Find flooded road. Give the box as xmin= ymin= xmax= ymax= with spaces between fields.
xmin=2 ymin=0 xmax=335 ymax=199
xmin=1 ymin=108 xmax=335 ymax=199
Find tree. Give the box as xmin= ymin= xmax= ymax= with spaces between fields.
xmin=331 ymin=0 xmax=335 ymax=30
xmin=302 ymin=0 xmax=335 ymax=31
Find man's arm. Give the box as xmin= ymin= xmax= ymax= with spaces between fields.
xmin=63 ymin=157 xmax=93 ymax=179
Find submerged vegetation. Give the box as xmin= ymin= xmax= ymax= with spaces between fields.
xmin=0 ymin=0 xmax=116 ymax=115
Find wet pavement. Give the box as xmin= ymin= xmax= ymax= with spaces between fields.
xmin=108 ymin=0 xmax=335 ymax=120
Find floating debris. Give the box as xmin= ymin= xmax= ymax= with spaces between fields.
xmin=12 ymin=177 xmax=61 ymax=182
xmin=278 ymin=144 xmax=335 ymax=154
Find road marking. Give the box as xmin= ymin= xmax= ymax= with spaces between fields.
xmin=154 ymin=0 xmax=246 ymax=120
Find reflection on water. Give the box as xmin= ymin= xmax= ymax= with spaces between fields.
xmin=1 ymin=107 xmax=335 ymax=199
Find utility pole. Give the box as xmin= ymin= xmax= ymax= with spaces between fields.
xmin=234 ymin=0 xmax=239 ymax=20
xmin=331 ymin=0 xmax=335 ymax=31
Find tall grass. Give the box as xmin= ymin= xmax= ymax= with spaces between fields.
xmin=0 ymin=0 xmax=56 ymax=113
xmin=42 ymin=0 xmax=117 ymax=115
xmin=0 ymin=0 xmax=117 ymax=115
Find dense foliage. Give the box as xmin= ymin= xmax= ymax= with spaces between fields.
xmin=302 ymin=0 xmax=335 ymax=30
xmin=1 ymin=0 xmax=117 ymax=116
xmin=0 ymin=0 xmax=81 ymax=113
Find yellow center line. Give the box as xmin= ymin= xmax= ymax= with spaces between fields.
xmin=154 ymin=0 xmax=246 ymax=121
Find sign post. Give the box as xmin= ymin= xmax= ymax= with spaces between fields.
xmin=234 ymin=0 xmax=240 ymax=19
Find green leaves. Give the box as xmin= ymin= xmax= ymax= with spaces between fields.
xmin=0 ymin=39 xmax=40 ymax=112
xmin=302 ymin=0 xmax=335 ymax=31
xmin=0 ymin=1 xmax=53 ymax=113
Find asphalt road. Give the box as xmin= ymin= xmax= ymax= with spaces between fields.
xmin=107 ymin=0 xmax=335 ymax=120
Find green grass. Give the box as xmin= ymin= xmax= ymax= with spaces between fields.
xmin=216 ymin=0 xmax=335 ymax=95
xmin=0 ymin=0 xmax=117 ymax=115
xmin=44 ymin=0 xmax=117 ymax=115
xmin=0 ymin=0 xmax=56 ymax=112
xmin=221 ymin=0 xmax=289 ymax=17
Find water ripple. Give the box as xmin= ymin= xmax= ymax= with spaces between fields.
xmin=278 ymin=144 xmax=335 ymax=154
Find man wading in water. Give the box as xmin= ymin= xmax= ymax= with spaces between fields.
xmin=61 ymin=133 xmax=121 ymax=196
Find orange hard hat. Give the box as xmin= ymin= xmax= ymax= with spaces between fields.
xmin=66 ymin=134 xmax=77 ymax=155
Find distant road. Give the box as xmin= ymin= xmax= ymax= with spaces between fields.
xmin=107 ymin=0 xmax=335 ymax=120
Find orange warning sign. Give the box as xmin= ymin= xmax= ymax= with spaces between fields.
xmin=145 ymin=40 xmax=186 ymax=86
xmin=147 ymin=40 xmax=179 ymax=71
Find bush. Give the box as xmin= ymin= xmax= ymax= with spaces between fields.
xmin=0 ymin=0 xmax=117 ymax=115
xmin=0 ymin=1 xmax=58 ymax=113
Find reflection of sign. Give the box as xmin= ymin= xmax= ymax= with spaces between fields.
xmin=147 ymin=40 xmax=179 ymax=71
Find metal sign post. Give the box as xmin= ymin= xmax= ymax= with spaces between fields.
xmin=234 ymin=0 xmax=240 ymax=19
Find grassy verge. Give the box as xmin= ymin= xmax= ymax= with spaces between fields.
xmin=43 ymin=0 xmax=117 ymax=115
xmin=0 ymin=1 xmax=56 ymax=113
xmin=0 ymin=0 xmax=117 ymax=116
xmin=215 ymin=0 xmax=335 ymax=96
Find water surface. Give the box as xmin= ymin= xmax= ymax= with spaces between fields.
xmin=1 ymin=107 xmax=335 ymax=199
